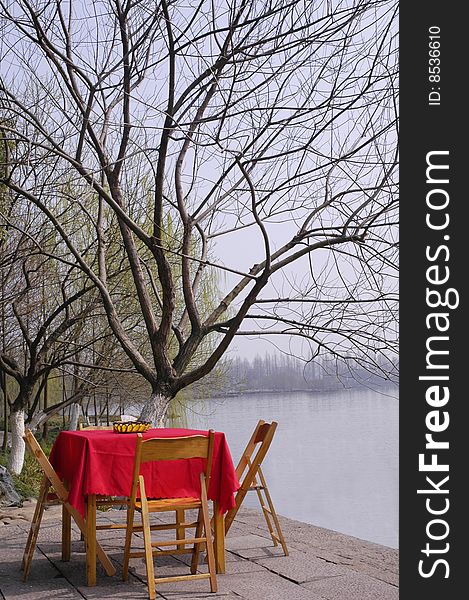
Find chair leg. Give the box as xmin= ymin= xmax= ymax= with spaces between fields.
xmin=253 ymin=474 xmax=277 ymax=547
xmin=140 ymin=477 xmax=156 ymax=600
xmin=257 ymin=467 xmax=288 ymax=556
xmin=61 ymin=504 xmax=72 ymax=561
xmin=22 ymin=475 xmax=49 ymax=581
xmin=190 ymin=508 xmax=204 ymax=574
xmin=264 ymin=494 xmax=289 ymax=556
xmin=200 ymin=481 xmax=217 ymax=593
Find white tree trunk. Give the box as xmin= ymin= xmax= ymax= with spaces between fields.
xmin=7 ymin=409 xmax=25 ymax=475
xmin=138 ymin=392 xmax=171 ymax=427
xmin=68 ymin=403 xmax=81 ymax=431
xmin=28 ymin=410 xmax=46 ymax=431
xmin=0 ymin=465 xmax=22 ymax=506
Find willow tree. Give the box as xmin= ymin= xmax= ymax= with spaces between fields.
xmin=0 ymin=0 xmax=398 ymax=426
xmin=0 ymin=193 xmax=116 ymax=472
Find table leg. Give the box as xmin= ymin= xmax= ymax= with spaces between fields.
xmin=61 ymin=504 xmax=72 ymax=561
xmin=64 ymin=497 xmax=115 ymax=579
xmin=86 ymin=494 xmax=97 ymax=586
xmin=213 ymin=501 xmax=225 ymax=574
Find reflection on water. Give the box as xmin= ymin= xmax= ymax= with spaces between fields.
xmin=181 ymin=387 xmax=398 ymax=548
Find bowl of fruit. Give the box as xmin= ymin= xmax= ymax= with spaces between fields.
xmin=113 ymin=421 xmax=151 ymax=434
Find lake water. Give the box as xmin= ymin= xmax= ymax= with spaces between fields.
xmin=180 ymin=386 xmax=398 ymax=548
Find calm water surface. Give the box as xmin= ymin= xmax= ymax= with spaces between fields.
xmin=182 ymin=387 xmax=398 ymax=548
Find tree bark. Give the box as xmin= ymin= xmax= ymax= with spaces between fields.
xmin=1 ymin=382 xmax=8 ymax=452
xmin=138 ymin=392 xmax=172 ymax=427
xmin=42 ymin=372 xmax=49 ymax=440
xmin=0 ymin=465 xmax=22 ymax=507
xmin=7 ymin=409 xmax=25 ymax=475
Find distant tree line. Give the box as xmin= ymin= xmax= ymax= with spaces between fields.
xmin=194 ymin=353 xmax=397 ymax=396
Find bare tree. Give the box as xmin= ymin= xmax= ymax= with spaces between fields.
xmin=0 ymin=0 xmax=398 ymax=427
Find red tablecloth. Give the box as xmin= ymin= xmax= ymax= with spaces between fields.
xmin=49 ymin=428 xmax=239 ymax=518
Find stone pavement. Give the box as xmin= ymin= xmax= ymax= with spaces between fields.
xmin=0 ymin=502 xmax=398 ymax=599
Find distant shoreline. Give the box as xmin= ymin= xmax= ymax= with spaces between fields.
xmin=200 ymin=383 xmax=399 ymax=398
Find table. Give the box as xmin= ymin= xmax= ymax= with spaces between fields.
xmin=49 ymin=428 xmax=239 ymax=586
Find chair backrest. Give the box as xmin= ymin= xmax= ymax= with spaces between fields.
xmin=235 ymin=420 xmax=277 ymax=481
xmin=129 ymin=431 xmax=215 ymax=502
xmin=23 ymin=429 xmax=69 ymax=502
xmin=78 ymin=424 xmax=114 ymax=430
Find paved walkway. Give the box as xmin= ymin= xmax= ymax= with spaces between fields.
xmin=0 ymin=503 xmax=398 ymax=599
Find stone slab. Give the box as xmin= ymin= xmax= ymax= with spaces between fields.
xmin=303 ymin=571 xmax=399 ymax=600
xmin=255 ymin=551 xmax=348 ymax=584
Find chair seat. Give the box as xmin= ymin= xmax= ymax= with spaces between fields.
xmin=135 ymin=497 xmax=201 ymax=512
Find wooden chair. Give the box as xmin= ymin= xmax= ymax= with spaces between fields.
xmin=224 ymin=420 xmax=288 ymax=555
xmin=78 ymin=423 xmax=114 ymax=430
xmin=21 ymin=429 xmax=116 ymax=581
xmin=122 ymin=431 xmax=217 ymax=600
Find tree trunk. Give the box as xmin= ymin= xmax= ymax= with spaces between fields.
xmin=28 ymin=410 xmax=45 ymax=431
xmin=42 ymin=372 xmax=49 ymax=440
xmin=0 ymin=465 xmax=22 ymax=507
xmin=1 ymin=387 xmax=8 ymax=453
xmin=7 ymin=409 xmax=25 ymax=475
xmin=93 ymin=392 xmax=98 ymax=425
xmin=138 ymin=392 xmax=172 ymax=427
xmin=69 ymin=403 xmax=81 ymax=431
